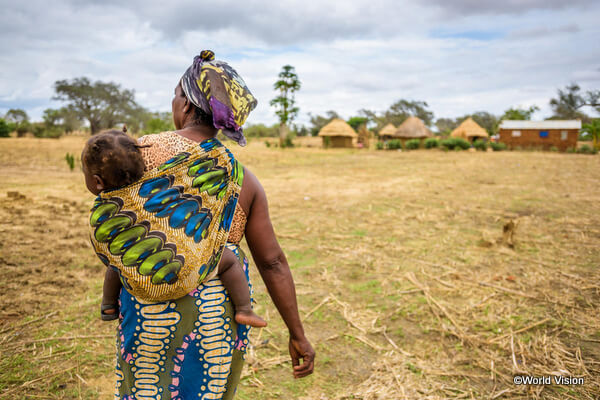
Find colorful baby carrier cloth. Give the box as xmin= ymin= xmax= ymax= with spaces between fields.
xmin=89 ymin=138 xmax=244 ymax=302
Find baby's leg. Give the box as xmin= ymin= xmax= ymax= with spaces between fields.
xmin=218 ymin=248 xmax=267 ymax=327
xmin=101 ymin=268 xmax=121 ymax=321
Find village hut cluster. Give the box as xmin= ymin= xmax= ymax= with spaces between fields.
xmin=317 ymin=116 xmax=584 ymax=152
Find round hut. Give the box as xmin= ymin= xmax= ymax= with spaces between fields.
xmin=318 ymin=118 xmax=358 ymax=148
xmin=450 ymin=117 xmax=488 ymax=142
xmin=394 ymin=116 xmax=433 ymax=145
xmin=378 ymin=123 xmax=396 ymax=140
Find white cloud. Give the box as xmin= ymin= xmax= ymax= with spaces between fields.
xmin=0 ymin=0 xmax=598 ymax=124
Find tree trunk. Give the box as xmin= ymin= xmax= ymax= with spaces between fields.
xmin=90 ymin=120 xmax=100 ymax=135
xmin=279 ymin=123 xmax=289 ymax=147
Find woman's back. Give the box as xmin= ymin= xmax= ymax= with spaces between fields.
xmin=138 ymin=131 xmax=250 ymax=244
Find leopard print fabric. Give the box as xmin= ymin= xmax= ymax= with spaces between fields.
xmin=137 ymin=131 xmax=247 ymax=244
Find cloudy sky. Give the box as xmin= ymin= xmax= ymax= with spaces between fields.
xmin=1 ymin=0 xmax=599 ymax=126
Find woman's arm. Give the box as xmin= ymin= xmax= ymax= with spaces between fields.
xmin=243 ymin=170 xmax=315 ymax=378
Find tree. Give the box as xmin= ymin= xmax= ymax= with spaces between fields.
xmin=581 ymin=119 xmax=600 ymax=150
xmin=359 ymin=100 xmax=434 ymax=133
xmin=386 ymin=100 xmax=434 ymax=127
xmin=0 ymin=119 xmax=10 ymax=138
xmin=42 ymin=107 xmax=82 ymax=135
xmin=143 ymin=111 xmax=175 ymax=134
xmin=347 ymin=116 xmax=369 ymax=131
xmin=53 ymin=77 xmax=143 ymax=134
xmin=308 ymin=110 xmax=339 ymax=136
xmin=270 ymin=65 xmax=301 ymax=146
xmin=549 ymin=83 xmax=599 ymax=122
xmin=500 ymin=105 xmax=540 ymax=121
xmin=5 ymin=108 xmax=30 ymax=137
xmin=434 ymin=118 xmax=458 ymax=136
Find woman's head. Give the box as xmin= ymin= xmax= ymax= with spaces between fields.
xmin=81 ymin=130 xmax=147 ymax=195
xmin=173 ymin=50 xmax=258 ymax=146
xmin=171 ymin=83 xmax=213 ymax=131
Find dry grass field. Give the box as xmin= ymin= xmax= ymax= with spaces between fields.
xmin=0 ymin=135 xmax=599 ymax=399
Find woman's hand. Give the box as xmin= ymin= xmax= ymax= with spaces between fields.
xmin=289 ymin=335 xmax=315 ymax=378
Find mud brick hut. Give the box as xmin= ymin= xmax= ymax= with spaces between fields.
xmin=450 ymin=117 xmax=489 ymax=142
xmin=378 ymin=123 xmax=397 ymax=140
xmin=318 ymin=118 xmax=358 ymax=148
xmin=498 ymin=120 xmax=581 ymax=151
xmin=394 ymin=116 xmax=433 ymax=146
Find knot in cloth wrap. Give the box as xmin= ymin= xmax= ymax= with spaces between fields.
xmin=181 ymin=50 xmax=257 ymax=147
xmin=88 ymin=138 xmax=244 ymax=302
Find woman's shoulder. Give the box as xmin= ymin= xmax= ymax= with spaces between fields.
xmin=239 ymin=166 xmax=265 ymax=217
xmin=137 ymin=131 xmax=193 ymax=171
xmin=137 ymin=131 xmax=176 ymax=145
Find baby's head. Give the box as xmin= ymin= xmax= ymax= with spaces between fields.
xmin=81 ymin=129 xmax=147 ymax=195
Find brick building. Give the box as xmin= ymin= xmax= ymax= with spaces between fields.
xmin=498 ymin=120 xmax=581 ymax=151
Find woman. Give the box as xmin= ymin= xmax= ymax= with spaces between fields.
xmin=114 ymin=51 xmax=314 ymax=399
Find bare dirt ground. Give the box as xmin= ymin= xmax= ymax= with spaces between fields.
xmin=0 ymin=136 xmax=599 ymax=399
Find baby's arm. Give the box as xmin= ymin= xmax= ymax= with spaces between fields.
xmin=101 ymin=268 xmax=121 ymax=321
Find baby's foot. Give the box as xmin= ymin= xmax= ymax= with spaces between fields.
xmin=235 ymin=310 xmax=267 ymax=328
xmin=101 ymin=304 xmax=119 ymax=321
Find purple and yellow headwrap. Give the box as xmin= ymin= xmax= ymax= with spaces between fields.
xmin=180 ymin=50 xmax=257 ymax=146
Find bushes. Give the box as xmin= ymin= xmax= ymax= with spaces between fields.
xmin=473 ymin=140 xmax=487 ymax=151
xmin=424 ymin=138 xmax=439 ymax=149
xmin=32 ymin=122 xmax=63 ymax=139
xmin=405 ymin=139 xmax=420 ymax=150
xmin=387 ymin=139 xmax=402 ymax=150
xmin=65 ymin=153 xmax=75 ymax=171
xmin=490 ymin=142 xmax=507 ymax=151
xmin=281 ymin=136 xmax=295 ymax=148
xmin=577 ymin=144 xmax=598 ymax=154
xmin=440 ymin=138 xmax=470 ymax=150
xmin=376 ymin=141 xmax=384 ymax=150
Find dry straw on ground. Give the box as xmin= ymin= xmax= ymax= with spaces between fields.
xmin=0 ymin=136 xmax=598 ymax=399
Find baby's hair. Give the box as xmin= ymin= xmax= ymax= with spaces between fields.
xmin=82 ymin=129 xmax=151 ymax=189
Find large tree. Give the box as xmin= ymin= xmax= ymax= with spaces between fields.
xmin=53 ymin=77 xmax=144 ymax=134
xmin=270 ymin=65 xmax=301 ymax=146
xmin=4 ymin=108 xmax=29 ymax=137
xmin=434 ymin=118 xmax=458 ymax=136
xmin=347 ymin=116 xmax=369 ymax=131
xmin=549 ymin=83 xmax=599 ymax=122
xmin=500 ymin=105 xmax=539 ymax=121
xmin=360 ymin=100 xmax=434 ymax=133
xmin=308 ymin=110 xmax=339 ymax=136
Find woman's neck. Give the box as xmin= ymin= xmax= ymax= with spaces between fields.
xmin=176 ymin=122 xmax=218 ymax=143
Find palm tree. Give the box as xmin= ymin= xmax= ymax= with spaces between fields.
xmin=581 ymin=119 xmax=600 ymax=150
xmin=270 ymin=65 xmax=301 ymax=147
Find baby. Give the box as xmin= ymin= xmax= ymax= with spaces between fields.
xmin=81 ymin=129 xmax=266 ymax=328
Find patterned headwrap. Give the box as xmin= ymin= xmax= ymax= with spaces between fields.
xmin=180 ymin=50 xmax=257 ymax=146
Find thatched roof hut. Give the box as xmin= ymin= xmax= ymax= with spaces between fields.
xmin=394 ymin=117 xmax=433 ymax=139
xmin=318 ymin=118 xmax=357 ymax=148
xmin=450 ymin=117 xmax=488 ymax=141
xmin=379 ymin=123 xmax=396 ymax=139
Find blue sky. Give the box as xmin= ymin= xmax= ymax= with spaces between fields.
xmin=1 ymin=0 xmax=598 ymax=126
